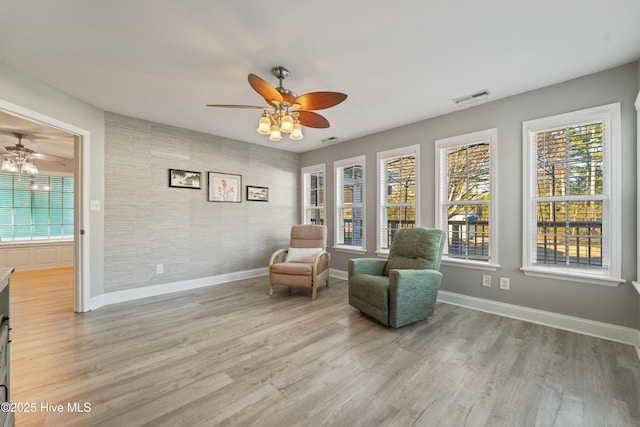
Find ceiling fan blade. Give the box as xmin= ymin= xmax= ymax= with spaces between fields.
xmin=294 ymin=92 xmax=347 ymax=111
xmin=248 ymin=74 xmax=283 ymax=105
xmin=206 ymin=104 xmax=271 ymax=109
xmin=32 ymin=153 xmax=67 ymax=162
xmin=298 ymin=111 xmax=330 ymax=129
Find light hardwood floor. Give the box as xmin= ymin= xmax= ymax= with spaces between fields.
xmin=9 ymin=267 xmax=640 ymax=426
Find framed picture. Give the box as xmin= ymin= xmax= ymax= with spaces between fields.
xmin=169 ymin=169 xmax=202 ymax=189
xmin=247 ymin=186 xmax=269 ymax=202
xmin=208 ymin=172 xmax=242 ymax=202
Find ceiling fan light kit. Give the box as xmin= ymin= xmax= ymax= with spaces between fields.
xmin=1 ymin=133 xmax=39 ymax=175
xmin=208 ymin=66 xmax=347 ymax=142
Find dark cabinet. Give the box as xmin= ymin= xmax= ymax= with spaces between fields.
xmin=0 ymin=268 xmax=13 ymax=427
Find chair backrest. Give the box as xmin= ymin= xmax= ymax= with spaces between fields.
xmin=383 ymin=227 xmax=446 ymax=276
xmin=290 ymin=225 xmax=327 ymax=249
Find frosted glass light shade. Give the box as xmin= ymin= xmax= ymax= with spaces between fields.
xmin=268 ymin=124 xmax=282 ymax=141
xmin=280 ymin=114 xmax=294 ymax=133
xmin=257 ymin=115 xmax=271 ymax=135
xmin=290 ymin=123 xmax=304 ymax=140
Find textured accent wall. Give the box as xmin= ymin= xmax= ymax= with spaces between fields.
xmin=105 ymin=113 xmax=299 ymax=293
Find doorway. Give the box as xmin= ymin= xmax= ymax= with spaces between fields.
xmin=0 ymin=99 xmax=89 ymax=312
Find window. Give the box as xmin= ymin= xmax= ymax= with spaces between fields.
xmin=302 ymin=164 xmax=325 ymax=225
xmin=0 ymin=173 xmax=74 ymax=242
xmin=436 ymin=129 xmax=498 ymax=268
xmin=522 ymin=103 xmax=621 ymax=286
xmin=335 ymin=156 xmax=365 ymax=252
xmin=377 ymin=145 xmax=419 ymax=254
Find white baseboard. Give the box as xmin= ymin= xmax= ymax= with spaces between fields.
xmin=437 ymin=290 xmax=640 ymax=360
xmin=88 ymin=294 xmax=104 ymax=311
xmin=90 ymin=267 xmax=268 ymax=309
xmin=330 ymin=269 xmax=348 ymax=281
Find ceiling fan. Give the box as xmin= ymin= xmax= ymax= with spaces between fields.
xmin=0 ymin=133 xmax=67 ymax=175
xmin=207 ymin=66 xmax=347 ymax=141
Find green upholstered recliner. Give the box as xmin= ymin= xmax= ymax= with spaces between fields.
xmin=348 ymin=227 xmax=446 ymax=328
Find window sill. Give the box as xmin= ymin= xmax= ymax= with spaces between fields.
xmin=333 ymin=246 xmax=367 ymax=255
xmin=374 ymin=250 xmax=389 ymax=259
xmin=521 ymin=266 xmax=624 ymax=287
xmin=441 ymin=258 xmax=500 ymax=271
xmin=0 ymin=239 xmax=73 ymax=247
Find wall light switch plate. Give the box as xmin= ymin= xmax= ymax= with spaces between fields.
xmin=90 ymin=200 xmax=101 ymax=211
xmin=156 ymin=264 xmax=164 ymax=274
xmin=482 ymin=275 xmax=491 ymax=287
xmin=500 ymin=277 xmax=510 ymax=290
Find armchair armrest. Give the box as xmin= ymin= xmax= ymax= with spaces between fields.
xmin=389 ymin=269 xmax=443 ymax=288
xmin=312 ymin=250 xmax=330 ymax=277
xmin=388 ymin=269 xmax=443 ymax=328
xmin=348 ymin=258 xmax=387 ymax=278
xmin=269 ymin=249 xmax=288 ymax=265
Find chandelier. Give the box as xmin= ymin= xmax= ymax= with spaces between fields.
xmin=1 ymin=134 xmax=38 ymax=175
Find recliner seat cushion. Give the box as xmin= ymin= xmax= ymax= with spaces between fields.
xmin=270 ymin=262 xmax=313 ymax=288
xmin=270 ymin=262 xmax=313 ymax=275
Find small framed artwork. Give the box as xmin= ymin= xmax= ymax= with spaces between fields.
xmin=247 ymin=186 xmax=269 ymax=202
xmin=208 ymin=172 xmax=242 ymax=202
xmin=169 ymin=169 xmax=202 ymax=189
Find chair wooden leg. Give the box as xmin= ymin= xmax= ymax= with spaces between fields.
xmin=311 ymin=284 xmax=317 ymax=301
xmin=268 ymin=283 xmax=274 ymax=296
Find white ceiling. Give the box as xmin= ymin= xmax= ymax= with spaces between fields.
xmin=0 ymin=110 xmax=75 ymax=174
xmin=0 ymin=1 xmax=638 ymax=153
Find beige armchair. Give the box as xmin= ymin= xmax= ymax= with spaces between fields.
xmin=269 ymin=225 xmax=330 ymax=300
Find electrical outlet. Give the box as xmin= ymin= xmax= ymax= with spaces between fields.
xmin=482 ymin=275 xmax=491 ymax=287
xmin=156 ymin=264 xmax=164 ymax=274
xmin=500 ymin=277 xmax=510 ymax=290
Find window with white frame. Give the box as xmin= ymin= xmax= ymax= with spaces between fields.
xmin=436 ymin=129 xmax=498 ymax=267
xmin=302 ymin=164 xmax=325 ymax=225
xmin=522 ymin=103 xmax=621 ymax=286
xmin=377 ymin=145 xmax=419 ymax=253
xmin=335 ymin=156 xmax=365 ymax=252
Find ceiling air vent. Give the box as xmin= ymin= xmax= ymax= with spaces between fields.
xmin=452 ymin=89 xmax=489 ymax=107
xmin=321 ymin=136 xmax=339 ymax=144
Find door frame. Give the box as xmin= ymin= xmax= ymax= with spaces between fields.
xmin=0 ymin=98 xmax=91 ymax=312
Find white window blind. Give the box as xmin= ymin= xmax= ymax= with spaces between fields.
xmin=436 ymin=129 xmax=497 ymax=266
xmin=302 ymin=164 xmax=325 ymax=225
xmin=335 ymin=156 xmax=365 ymax=251
xmin=377 ymin=145 xmax=419 ymax=253
xmin=0 ymin=173 xmax=74 ymax=242
xmin=522 ymin=103 xmax=621 ymax=286
xmin=534 ymin=123 xmax=605 ymax=267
